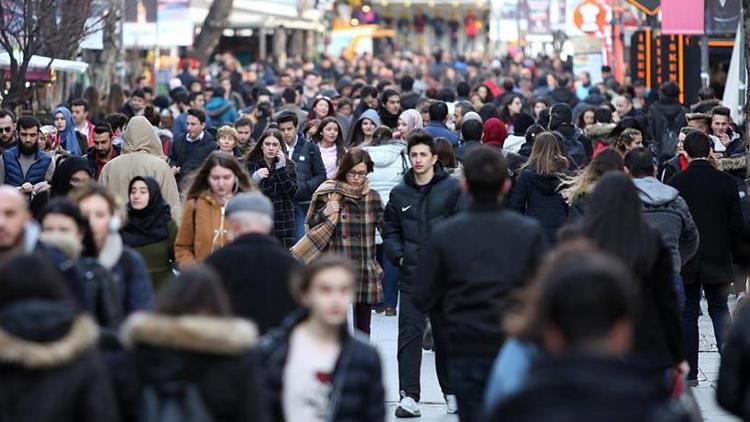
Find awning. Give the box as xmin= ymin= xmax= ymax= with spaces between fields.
xmin=190 ymin=0 xmax=325 ymax=32
xmin=0 ymin=52 xmax=89 ymax=74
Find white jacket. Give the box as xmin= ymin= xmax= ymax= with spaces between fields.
xmin=362 ymin=142 xmax=408 ymax=243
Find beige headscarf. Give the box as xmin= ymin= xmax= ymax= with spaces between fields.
xmin=122 ymin=116 xmax=166 ymax=158
xmin=399 ymin=109 xmax=424 ymax=139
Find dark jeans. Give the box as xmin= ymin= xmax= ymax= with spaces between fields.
xmin=448 ymin=356 xmax=495 ymax=422
xmin=683 ymin=282 xmax=729 ymax=380
xmin=673 ymin=275 xmax=686 ymax=316
xmin=293 ymin=202 xmax=309 ymax=241
xmin=398 ymin=291 xmax=452 ymax=401
xmin=376 ymin=245 xmax=398 ymax=308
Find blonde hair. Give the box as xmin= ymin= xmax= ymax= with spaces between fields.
xmin=522 ymin=132 xmax=568 ymax=176
xmin=216 ymin=125 xmax=239 ymax=141
xmin=560 ymin=147 xmax=624 ymax=204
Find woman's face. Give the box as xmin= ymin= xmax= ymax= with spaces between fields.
xmin=70 ymin=170 xmax=92 ymax=188
xmin=421 ymin=112 xmax=430 ymax=126
xmin=322 ymin=122 xmax=338 ymax=143
xmin=262 ymin=135 xmax=281 ymax=160
xmin=583 ymin=110 xmax=595 ymax=127
xmin=129 ymin=180 xmax=150 ymax=210
xmin=303 ymin=267 xmax=355 ymax=327
xmin=477 ymin=86 xmax=488 ymax=101
xmin=314 ymin=100 xmax=330 ymax=118
xmin=509 ymin=97 xmax=523 ymax=115
xmin=345 ymin=162 xmax=368 ymax=187
xmin=42 ymin=213 xmax=83 ymax=243
xmin=398 ymin=118 xmax=408 ymax=136
xmin=628 ymin=135 xmax=643 ymax=150
xmin=79 ymin=195 xmax=112 ymax=248
xmin=361 ymin=119 xmax=376 ymax=136
xmin=54 ymin=113 xmax=66 ymax=131
xmin=533 ymin=101 xmax=547 ymax=118
xmin=218 ymin=135 xmax=236 ymax=153
xmin=208 ymin=165 xmax=237 ymax=198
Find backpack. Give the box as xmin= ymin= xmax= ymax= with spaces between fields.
xmin=652 ymin=108 xmax=686 ymax=161
xmin=563 ymin=129 xmax=588 ymax=167
xmin=140 ymin=382 xmax=215 ymax=422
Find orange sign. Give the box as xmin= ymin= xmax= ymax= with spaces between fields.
xmin=574 ymin=0 xmax=608 ymax=34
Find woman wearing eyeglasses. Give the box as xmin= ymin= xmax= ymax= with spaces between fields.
xmin=306 ymin=148 xmax=384 ymax=336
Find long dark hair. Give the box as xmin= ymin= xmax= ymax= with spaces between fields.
xmin=312 ymin=116 xmax=346 ymax=164
xmin=156 ymin=265 xmax=232 ymax=316
xmin=244 ymin=129 xmax=295 ymax=175
xmin=184 ymin=151 xmax=253 ymax=200
xmin=579 ymin=172 xmax=657 ymax=270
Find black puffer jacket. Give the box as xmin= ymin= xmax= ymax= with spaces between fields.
xmin=508 ymin=167 xmax=568 ymax=243
xmin=111 ymin=312 xmax=269 ymax=422
xmin=0 ymin=300 xmax=118 ymax=422
xmin=257 ymin=309 xmax=385 ymax=422
xmin=717 ymin=301 xmax=750 ymax=419
xmin=383 ymin=164 xmax=466 ymax=291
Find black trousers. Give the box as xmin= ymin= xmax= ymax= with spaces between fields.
xmin=397 ymin=290 xmax=452 ymax=401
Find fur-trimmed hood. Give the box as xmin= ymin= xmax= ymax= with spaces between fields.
xmin=585 ymin=123 xmax=617 ymax=139
xmin=719 ymin=155 xmax=747 ymax=172
xmin=120 ymin=312 xmax=258 ymax=355
xmin=0 ymin=301 xmax=98 ymax=369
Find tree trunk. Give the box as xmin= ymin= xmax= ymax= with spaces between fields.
xmin=192 ymin=0 xmax=234 ymax=66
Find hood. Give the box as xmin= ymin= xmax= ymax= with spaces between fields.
xmin=549 ymin=88 xmax=576 ymax=104
xmin=362 ymin=143 xmax=405 ymax=168
xmin=122 ymin=116 xmax=167 ymax=158
xmin=719 ymin=155 xmax=747 ymax=172
xmin=524 ymin=168 xmax=564 ymax=195
xmin=120 ymin=312 xmax=258 ymax=356
xmin=585 ymin=123 xmax=617 ymax=138
xmin=0 ymin=300 xmax=98 ymax=368
xmin=358 ymin=108 xmax=382 ymax=126
xmin=633 ymin=177 xmax=678 ymax=205
xmin=404 ymin=162 xmax=450 ymax=188
xmin=652 ymin=101 xmax=684 ymax=121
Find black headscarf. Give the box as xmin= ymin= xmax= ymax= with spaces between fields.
xmin=121 ymin=176 xmax=172 ymax=247
xmin=50 ymin=156 xmax=92 ymax=198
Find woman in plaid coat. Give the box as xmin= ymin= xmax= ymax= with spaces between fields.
xmin=306 ymin=148 xmax=384 ymax=335
xmin=246 ymin=129 xmax=298 ymax=248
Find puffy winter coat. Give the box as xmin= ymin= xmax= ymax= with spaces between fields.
xmin=508 ymin=167 xmax=568 ymax=243
xmin=362 ymin=142 xmax=408 ymax=243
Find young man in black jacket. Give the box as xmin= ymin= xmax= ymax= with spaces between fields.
xmin=276 ymin=111 xmax=327 ymax=241
xmin=384 ymin=130 xmax=465 ymax=418
xmin=414 ymin=146 xmax=547 ymax=422
xmin=169 ymin=108 xmax=217 ymax=185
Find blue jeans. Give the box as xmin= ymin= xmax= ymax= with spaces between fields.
xmin=293 ymin=202 xmax=309 ymax=242
xmin=376 ymin=245 xmax=398 ymax=308
xmin=448 ymin=356 xmax=496 ymax=422
xmin=673 ymin=275 xmax=686 ymax=316
xmin=683 ymin=282 xmax=729 ymax=380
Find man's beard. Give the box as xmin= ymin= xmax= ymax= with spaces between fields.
xmin=19 ymin=142 xmax=38 ymax=156
xmin=97 ymin=148 xmax=111 ymax=158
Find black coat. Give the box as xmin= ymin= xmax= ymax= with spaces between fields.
xmin=0 ymin=300 xmax=119 ymax=422
xmin=508 ymin=168 xmax=568 ymax=243
xmin=717 ymin=301 xmax=750 ymax=419
xmin=247 ymin=158 xmax=298 ymax=248
xmin=169 ymin=131 xmax=217 ymax=182
xmin=669 ymin=160 xmax=744 ymax=284
xmin=413 ymin=203 xmax=547 ymax=357
xmin=257 ymin=310 xmax=385 ymax=422
xmin=383 ymin=164 xmax=466 ymax=291
xmin=289 ymin=133 xmax=327 ymax=204
xmin=205 ymin=234 xmax=302 ymax=334
xmin=111 ymin=313 xmax=269 ymax=422
xmin=488 ymin=355 xmax=689 ymax=422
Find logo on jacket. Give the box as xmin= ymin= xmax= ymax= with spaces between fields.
xmin=401 ymin=205 xmax=412 ymax=212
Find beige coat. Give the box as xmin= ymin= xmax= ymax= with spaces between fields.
xmin=174 ymin=191 xmax=227 ymax=267
xmin=99 ymin=116 xmax=181 ymax=222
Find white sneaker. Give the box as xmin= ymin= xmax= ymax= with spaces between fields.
xmin=395 ymin=391 xmax=421 ymax=418
xmin=445 ymin=394 xmax=458 ymax=414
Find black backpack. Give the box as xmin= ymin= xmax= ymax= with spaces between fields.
xmin=140 ymin=382 xmax=215 ymax=422
xmin=653 ymin=109 xmax=686 ymax=161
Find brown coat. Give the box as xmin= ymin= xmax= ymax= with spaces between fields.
xmin=175 ymin=191 xmax=228 ymax=266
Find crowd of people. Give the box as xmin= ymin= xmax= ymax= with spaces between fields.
xmin=0 ymin=49 xmax=750 ymax=422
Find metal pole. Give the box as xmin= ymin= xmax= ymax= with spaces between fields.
xmin=701 ymin=34 xmax=710 ymax=88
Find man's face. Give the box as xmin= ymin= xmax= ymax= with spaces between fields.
xmin=454 ymin=106 xmax=463 ymax=129
xmin=0 ymin=116 xmax=14 ymax=144
xmin=0 ymin=190 xmax=29 ymax=251
xmin=93 ymin=132 xmax=113 ymax=157
xmin=365 ymin=94 xmax=378 ymax=108
xmin=304 ymin=74 xmax=319 ymax=89
xmin=236 ymin=125 xmax=252 ymax=145
xmin=614 ymin=98 xmax=631 ymax=116
xmin=18 ymin=126 xmax=39 ymax=155
xmin=279 ymin=75 xmax=292 ymax=88
xmin=408 ymin=144 xmax=438 ymax=176
xmin=131 ymin=96 xmax=145 ymax=111
xmin=278 ymin=121 xmax=297 ymax=145
xmin=71 ymin=105 xmax=88 ymax=125
xmin=186 ymin=115 xmax=205 ymax=138
xmin=711 ymin=115 xmax=730 ymax=136
xmin=385 ymin=95 xmax=401 ymax=115
xmin=220 ymin=79 xmax=232 ymax=94
xmin=191 ymin=94 xmax=206 ymax=110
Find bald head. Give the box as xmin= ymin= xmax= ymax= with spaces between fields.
xmin=0 ymin=186 xmax=30 ymax=253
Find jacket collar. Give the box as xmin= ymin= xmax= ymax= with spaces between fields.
xmin=120 ymin=311 xmax=258 ymax=355
xmin=469 ymin=202 xmax=503 ymax=212
xmin=687 ymin=158 xmax=713 ymax=168
xmin=232 ymin=233 xmax=281 ymax=247
xmin=405 ymin=162 xmax=449 ymax=188
xmin=0 ymin=314 xmax=98 ymax=368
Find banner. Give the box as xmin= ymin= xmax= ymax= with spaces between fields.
xmin=704 ymin=0 xmax=740 ymax=35
xmin=662 ymin=0 xmax=703 ymax=35
xmin=526 ymin=0 xmax=552 ymax=41
xmin=157 ymin=0 xmax=193 ymax=47
xmin=123 ymin=0 xmax=158 ymax=47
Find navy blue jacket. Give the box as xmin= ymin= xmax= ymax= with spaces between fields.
xmin=169 ymin=131 xmax=217 ymax=182
xmin=2 ymin=147 xmax=52 ymax=186
xmin=508 ymin=168 xmax=568 ymax=243
xmin=257 ymin=309 xmax=385 ymax=422
xmin=289 ymin=133 xmax=327 ymax=203
xmin=423 ymin=121 xmax=460 ymax=147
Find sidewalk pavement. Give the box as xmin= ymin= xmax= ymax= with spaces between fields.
xmin=370 ymin=296 xmax=741 ymax=422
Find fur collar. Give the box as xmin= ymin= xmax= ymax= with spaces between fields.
xmin=120 ymin=312 xmax=258 ymax=355
xmin=0 ymin=315 xmax=98 ymax=368
xmin=585 ymin=123 xmax=617 ymax=138
xmin=719 ymin=155 xmax=747 ymax=172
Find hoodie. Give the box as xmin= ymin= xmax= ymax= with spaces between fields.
xmin=362 ymin=142 xmax=408 ymax=243
xmin=99 ymin=116 xmax=181 ymax=222
xmin=348 ymin=109 xmax=382 ymax=147
xmin=633 ymin=176 xmax=699 ymax=273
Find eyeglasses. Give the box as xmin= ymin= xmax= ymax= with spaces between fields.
xmin=0 ymin=127 xmax=12 ymax=133
xmin=347 ymin=170 xmax=368 ymax=178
